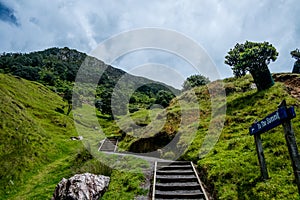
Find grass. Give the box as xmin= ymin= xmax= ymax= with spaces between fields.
xmin=2 ymin=72 xmax=300 ymax=199
xmin=0 ymin=74 xmax=150 ymax=199
xmin=114 ymin=74 xmax=300 ymax=199
xmin=0 ymin=73 xmax=82 ymax=198
xmin=191 ymin=75 xmax=300 ymax=199
xmin=102 ymin=170 xmax=148 ymax=200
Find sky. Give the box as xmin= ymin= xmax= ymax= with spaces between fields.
xmin=0 ymin=0 xmax=299 ymax=89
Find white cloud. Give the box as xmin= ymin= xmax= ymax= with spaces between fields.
xmin=0 ymin=0 xmax=299 ymax=87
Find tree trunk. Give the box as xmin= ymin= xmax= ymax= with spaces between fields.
xmin=67 ymin=103 xmax=72 ymax=115
xmin=250 ymin=65 xmax=274 ymax=91
xmin=292 ymin=60 xmax=300 ymax=74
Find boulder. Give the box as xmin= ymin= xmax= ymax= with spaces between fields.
xmin=52 ymin=173 xmax=110 ymax=200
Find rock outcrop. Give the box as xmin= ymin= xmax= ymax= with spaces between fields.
xmin=52 ymin=173 xmax=110 ymax=200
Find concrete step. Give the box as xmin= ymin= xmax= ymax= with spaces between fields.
xmin=153 ymin=161 xmax=208 ymax=199
xmin=98 ymin=138 xmax=118 ymax=152
xmin=156 ymin=170 xmax=194 ymax=175
xmin=155 ymin=190 xmax=205 ymax=199
xmin=155 ymin=183 xmax=200 ymax=191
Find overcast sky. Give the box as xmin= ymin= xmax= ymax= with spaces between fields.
xmin=1 ymin=0 xmax=299 ymax=88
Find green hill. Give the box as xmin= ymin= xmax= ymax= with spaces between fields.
xmin=117 ymin=73 xmax=300 ymax=199
xmin=195 ymin=74 xmax=300 ymax=199
xmin=0 ymin=74 xmax=148 ymax=200
xmin=0 ymin=47 xmax=179 ymax=115
xmin=0 ymin=47 xmax=178 ymax=199
xmin=0 ymin=73 xmax=80 ymax=198
xmin=1 ymin=47 xmax=300 ymax=199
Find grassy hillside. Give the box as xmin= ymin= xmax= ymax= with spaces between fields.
xmin=118 ymin=73 xmax=300 ymax=199
xmin=0 ymin=47 xmax=179 ymax=115
xmin=181 ymin=74 xmax=300 ymax=199
xmin=2 ymin=70 xmax=300 ymax=199
xmin=0 ymin=74 xmax=149 ymax=199
xmin=195 ymin=74 xmax=300 ymax=199
xmin=0 ymin=73 xmax=81 ymax=198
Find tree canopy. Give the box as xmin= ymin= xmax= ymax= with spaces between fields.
xmin=155 ymin=90 xmax=175 ymax=108
xmin=291 ymin=49 xmax=300 ymax=60
xmin=182 ymin=74 xmax=210 ymax=91
xmin=225 ymin=41 xmax=278 ymax=91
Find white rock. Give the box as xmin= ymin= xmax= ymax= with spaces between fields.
xmin=52 ymin=173 xmax=110 ymax=200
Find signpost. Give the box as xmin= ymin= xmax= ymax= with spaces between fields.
xmin=249 ymin=100 xmax=300 ymax=194
xmin=249 ymin=106 xmax=296 ymax=136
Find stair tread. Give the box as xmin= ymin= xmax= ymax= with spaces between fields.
xmin=158 ymin=166 xmax=192 ymax=170
xmin=156 ymin=182 xmax=200 ymax=187
xmin=155 ymin=190 xmax=203 ymax=194
xmin=153 ymin=161 xmax=207 ymax=199
xmin=155 ymin=198 xmax=205 ymax=200
xmin=157 ymin=175 xmax=196 ymax=178
xmin=157 ymin=161 xmax=191 ymax=165
xmin=157 ymin=170 xmax=194 ymax=174
xmin=99 ymin=139 xmax=118 ymax=152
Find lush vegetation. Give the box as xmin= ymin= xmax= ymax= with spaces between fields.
xmin=115 ymin=73 xmax=300 ymax=199
xmin=182 ymin=74 xmax=210 ymax=91
xmin=0 ymin=74 xmax=151 ymax=199
xmin=193 ymin=75 xmax=300 ymax=199
xmin=0 ymin=47 xmax=179 ymax=199
xmin=0 ymin=47 xmax=85 ymax=86
xmin=225 ymin=41 xmax=278 ymax=91
xmin=2 ymin=46 xmax=300 ymax=200
xmin=0 ymin=47 xmax=179 ymax=117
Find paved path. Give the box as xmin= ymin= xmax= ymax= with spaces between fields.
xmin=98 ymin=138 xmax=171 ymax=163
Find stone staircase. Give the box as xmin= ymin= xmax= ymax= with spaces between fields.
xmin=152 ymin=161 xmax=208 ymax=200
xmin=98 ymin=138 xmax=118 ymax=152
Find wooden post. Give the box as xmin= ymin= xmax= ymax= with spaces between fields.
xmin=280 ymin=100 xmax=300 ymax=195
xmin=254 ymin=133 xmax=269 ymax=180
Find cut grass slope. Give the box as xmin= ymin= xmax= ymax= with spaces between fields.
xmin=0 ymin=73 xmax=81 ymax=198
xmin=117 ymin=74 xmax=300 ymax=199
xmin=0 ymin=73 xmax=150 ymax=199
xmin=185 ymin=74 xmax=300 ymax=199
xmin=3 ymin=72 xmax=299 ymax=199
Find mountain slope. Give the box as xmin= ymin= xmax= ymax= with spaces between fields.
xmin=2 ymin=49 xmax=300 ymax=199
xmin=0 ymin=73 xmax=81 ymax=198
xmin=0 ymin=47 xmax=179 ymax=114
xmin=195 ymin=74 xmax=300 ymax=199
xmin=117 ymin=73 xmax=300 ymax=199
xmin=0 ymin=73 xmax=153 ymax=200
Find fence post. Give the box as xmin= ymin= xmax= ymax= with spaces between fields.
xmin=254 ymin=133 xmax=269 ymax=180
xmin=280 ymin=100 xmax=300 ymax=195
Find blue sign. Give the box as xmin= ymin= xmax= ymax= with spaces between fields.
xmin=249 ymin=107 xmax=296 ymax=135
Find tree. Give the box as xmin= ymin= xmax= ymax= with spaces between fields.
xmin=95 ymin=90 xmax=113 ymax=116
xmin=225 ymin=41 xmax=278 ymax=91
xmin=155 ymin=90 xmax=175 ymax=108
xmin=63 ymin=87 xmax=82 ymax=115
xmin=291 ymin=49 xmax=300 ymax=73
xmin=182 ymin=74 xmax=210 ymax=91
xmin=63 ymin=88 xmax=73 ymax=115
xmin=12 ymin=65 xmax=40 ymax=81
